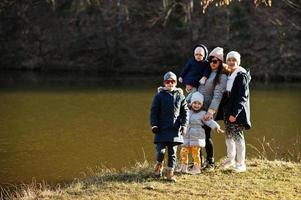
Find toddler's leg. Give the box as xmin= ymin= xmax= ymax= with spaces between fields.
xmin=179 ymin=147 xmax=190 ymax=165
xmin=191 ymin=146 xmax=201 ymax=166
xmin=177 ymin=146 xmax=189 ymax=173
xmin=189 ymin=146 xmax=201 ymax=174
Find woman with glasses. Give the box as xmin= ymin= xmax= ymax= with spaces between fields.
xmin=198 ymin=47 xmax=228 ymax=170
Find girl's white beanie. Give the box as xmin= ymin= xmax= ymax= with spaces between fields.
xmin=226 ymin=51 xmax=241 ymax=66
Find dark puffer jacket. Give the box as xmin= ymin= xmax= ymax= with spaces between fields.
xmin=224 ymin=70 xmax=252 ymax=129
xmin=150 ymin=88 xmax=189 ymax=144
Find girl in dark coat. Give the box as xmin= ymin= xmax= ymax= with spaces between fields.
xmin=150 ymin=71 xmax=189 ymax=181
xmin=222 ymin=51 xmax=251 ymax=173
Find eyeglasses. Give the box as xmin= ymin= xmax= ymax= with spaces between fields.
xmin=210 ymin=59 xmax=219 ymax=64
xmin=164 ymin=80 xmax=176 ymax=84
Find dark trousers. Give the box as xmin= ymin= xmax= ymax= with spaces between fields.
xmin=200 ymin=125 xmax=214 ymax=164
xmin=155 ymin=142 xmax=178 ymax=169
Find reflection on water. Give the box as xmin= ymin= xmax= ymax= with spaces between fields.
xmin=0 ymin=77 xmax=300 ymax=185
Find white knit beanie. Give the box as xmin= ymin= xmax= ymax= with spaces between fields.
xmin=191 ymin=92 xmax=204 ymax=104
xmin=226 ymin=51 xmax=241 ymax=66
xmin=194 ymin=47 xmax=205 ymax=56
xmin=209 ymin=47 xmax=224 ymax=62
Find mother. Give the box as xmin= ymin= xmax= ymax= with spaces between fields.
xmin=198 ymin=47 xmax=228 ymax=169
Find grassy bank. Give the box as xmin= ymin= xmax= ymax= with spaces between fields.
xmin=2 ymin=159 xmax=301 ymax=200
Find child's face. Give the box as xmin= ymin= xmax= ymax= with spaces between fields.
xmin=194 ymin=53 xmax=204 ymax=62
xmin=191 ymin=101 xmax=202 ymax=111
xmin=164 ymin=78 xmax=176 ymax=91
xmin=227 ymin=58 xmax=238 ymax=72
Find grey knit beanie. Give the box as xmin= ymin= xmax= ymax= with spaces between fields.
xmin=191 ymin=92 xmax=204 ymax=104
xmin=163 ymin=71 xmax=177 ymax=81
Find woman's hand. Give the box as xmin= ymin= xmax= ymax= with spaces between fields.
xmin=229 ymin=115 xmax=236 ymax=123
xmin=204 ymin=112 xmax=213 ymax=121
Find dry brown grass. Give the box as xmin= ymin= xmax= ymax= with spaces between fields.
xmin=1 ymin=159 xmax=300 ymax=200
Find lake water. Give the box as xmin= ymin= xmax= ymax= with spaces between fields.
xmin=0 ymin=77 xmax=300 ymax=185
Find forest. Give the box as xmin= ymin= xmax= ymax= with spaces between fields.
xmin=0 ymin=0 xmax=300 ymax=82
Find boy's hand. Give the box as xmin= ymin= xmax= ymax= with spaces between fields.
xmin=180 ymin=126 xmax=187 ymax=135
xmin=178 ymin=77 xmax=183 ymax=83
xmin=152 ymin=126 xmax=159 ymax=134
xmin=215 ymin=127 xmax=224 ymax=134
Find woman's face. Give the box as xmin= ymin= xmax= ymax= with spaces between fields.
xmin=210 ymin=57 xmax=220 ymax=70
xmin=227 ymin=58 xmax=238 ymax=72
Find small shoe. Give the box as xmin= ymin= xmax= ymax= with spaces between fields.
xmin=176 ymin=164 xmax=184 ymax=173
xmin=154 ymin=163 xmax=163 ymax=177
xmin=222 ymin=159 xmax=235 ymax=170
xmin=204 ymin=163 xmax=215 ymax=171
xmin=189 ymin=165 xmax=201 ymax=175
xmin=234 ymin=163 xmax=246 ymax=173
xmin=166 ymin=169 xmax=176 ymax=182
xmin=181 ymin=164 xmax=188 ymax=173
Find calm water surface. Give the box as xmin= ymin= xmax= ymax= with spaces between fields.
xmin=0 ymin=80 xmax=300 ymax=185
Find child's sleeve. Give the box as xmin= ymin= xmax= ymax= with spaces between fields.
xmin=150 ymin=94 xmax=160 ymax=127
xmin=179 ymin=96 xmax=189 ymax=127
xmin=180 ymin=59 xmax=192 ymax=78
xmin=203 ymin=61 xmax=211 ymax=78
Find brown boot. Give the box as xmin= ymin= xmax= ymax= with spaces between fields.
xmin=154 ymin=162 xmax=163 ymax=178
xmin=166 ymin=169 xmax=176 ymax=182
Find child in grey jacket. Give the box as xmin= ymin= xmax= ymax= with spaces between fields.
xmin=177 ymin=92 xmax=224 ymax=174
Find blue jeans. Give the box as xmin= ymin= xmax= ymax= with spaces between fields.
xmin=155 ymin=142 xmax=178 ymax=170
